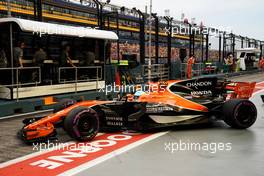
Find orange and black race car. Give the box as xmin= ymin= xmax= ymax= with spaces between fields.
xmin=19 ymin=77 xmax=258 ymax=143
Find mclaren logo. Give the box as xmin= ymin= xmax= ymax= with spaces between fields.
xmin=186 ymin=81 xmax=213 ymax=89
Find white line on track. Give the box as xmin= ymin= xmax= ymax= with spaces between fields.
xmin=58 ymin=132 xmax=168 ymax=176
xmin=58 ymin=81 xmax=264 ymax=176
xmin=0 ymin=142 xmax=75 ymax=168
xmin=253 ymin=90 xmax=264 ymax=96
xmin=253 ymin=81 xmax=264 ymax=96
xmin=1 ymin=80 xmax=264 ymax=172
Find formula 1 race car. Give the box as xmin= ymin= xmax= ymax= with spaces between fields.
xmin=19 ymin=77 xmax=258 ymax=143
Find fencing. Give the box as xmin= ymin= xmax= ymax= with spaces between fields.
xmin=0 ymin=67 xmax=41 ymax=100
xmin=58 ymin=66 xmax=103 ymax=92
xmin=180 ymin=63 xmax=203 ymax=79
xmin=0 ymin=67 xmax=41 ymax=86
xmin=0 ymin=66 xmax=103 ymax=100
xmin=142 ymin=64 xmax=170 ymax=82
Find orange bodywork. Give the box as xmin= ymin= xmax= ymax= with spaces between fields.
xmin=24 ymin=101 xmax=111 ymax=140
xmin=23 ymin=79 xmax=256 ymax=141
xmin=139 ymin=80 xmax=209 ymax=112
xmin=225 ymin=82 xmax=256 ymax=99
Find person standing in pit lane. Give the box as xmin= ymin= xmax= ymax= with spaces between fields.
xmin=259 ymin=56 xmax=264 ymax=72
xmin=224 ymin=54 xmax=234 ymax=73
xmin=187 ymin=54 xmax=196 ymax=79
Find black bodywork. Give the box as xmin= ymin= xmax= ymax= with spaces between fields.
xmin=19 ymin=76 xmax=258 ymax=143
xmin=92 ymin=77 xmax=229 ymax=132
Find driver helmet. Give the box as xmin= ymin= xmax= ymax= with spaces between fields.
xmin=134 ymin=91 xmax=146 ymax=100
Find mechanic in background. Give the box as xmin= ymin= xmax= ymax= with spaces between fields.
xmin=13 ymin=41 xmax=25 ymax=67
xmin=60 ymin=45 xmax=76 ymax=81
xmin=187 ymin=55 xmax=196 ymax=79
xmin=235 ymin=57 xmax=240 ymax=72
xmin=259 ymin=56 xmax=264 ymax=72
xmin=13 ymin=41 xmax=27 ymax=83
xmin=33 ymin=45 xmax=47 ymax=67
xmin=33 ymin=45 xmax=47 ymax=82
xmin=224 ymin=54 xmax=234 ymax=73
xmin=0 ymin=46 xmax=7 ymax=68
xmin=60 ymin=45 xmax=75 ymax=67
xmin=0 ymin=43 xmax=8 ymax=85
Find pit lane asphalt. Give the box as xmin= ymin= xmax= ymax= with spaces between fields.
xmin=76 ymin=72 xmax=264 ymax=176
xmin=76 ymin=92 xmax=264 ymax=176
xmin=0 ymin=72 xmax=264 ymax=176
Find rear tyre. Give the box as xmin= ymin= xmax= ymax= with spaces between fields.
xmin=64 ymin=106 xmax=99 ymax=141
xmin=54 ymin=99 xmax=76 ymax=113
xmin=223 ymin=99 xmax=257 ymax=129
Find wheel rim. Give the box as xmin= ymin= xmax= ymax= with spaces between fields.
xmin=235 ymin=102 xmax=256 ymax=126
xmin=76 ymin=111 xmax=98 ymax=137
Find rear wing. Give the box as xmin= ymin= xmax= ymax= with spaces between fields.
xmin=226 ymin=82 xmax=256 ymax=99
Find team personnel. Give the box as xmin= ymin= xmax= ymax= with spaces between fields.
xmin=259 ymin=56 xmax=264 ymax=72
xmin=13 ymin=41 xmax=25 ymax=67
xmin=60 ymin=45 xmax=76 ymax=67
xmin=187 ymin=55 xmax=195 ymax=79
xmin=224 ymin=54 xmax=234 ymax=73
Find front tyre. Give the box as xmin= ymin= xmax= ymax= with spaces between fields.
xmin=64 ymin=107 xmax=99 ymax=141
xmin=223 ymin=99 xmax=257 ymax=129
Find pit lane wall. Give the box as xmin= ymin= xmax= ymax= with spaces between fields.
xmin=0 ymin=91 xmax=108 ymax=118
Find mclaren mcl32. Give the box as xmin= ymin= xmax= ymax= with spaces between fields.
xmin=19 ymin=77 xmax=258 ymax=143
